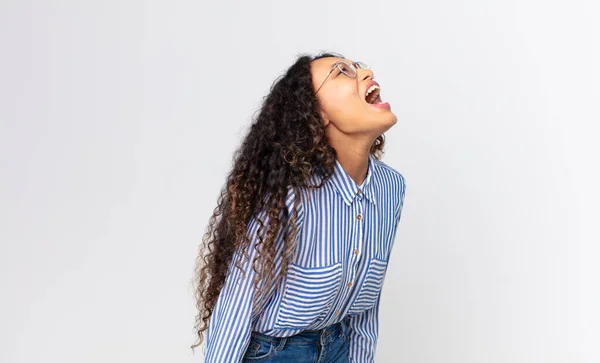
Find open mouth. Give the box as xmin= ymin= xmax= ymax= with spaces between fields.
xmin=365 ymin=84 xmax=383 ymax=105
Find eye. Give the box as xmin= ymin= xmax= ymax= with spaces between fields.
xmin=338 ymin=63 xmax=352 ymax=74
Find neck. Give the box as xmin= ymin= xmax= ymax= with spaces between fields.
xmin=329 ymin=138 xmax=372 ymax=185
xmin=324 ymin=122 xmax=379 ymax=185
xmin=337 ymin=152 xmax=369 ymax=185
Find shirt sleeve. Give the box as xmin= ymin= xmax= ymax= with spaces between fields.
xmin=394 ymin=174 xmax=406 ymax=227
xmin=347 ymin=289 xmax=382 ymax=363
xmin=203 ymin=188 xmax=303 ymax=363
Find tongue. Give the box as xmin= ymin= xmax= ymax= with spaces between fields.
xmin=368 ymin=94 xmax=381 ymax=105
xmin=367 ymin=92 xmax=379 ymax=104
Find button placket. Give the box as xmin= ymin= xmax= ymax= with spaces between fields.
xmin=355 ymin=190 xmax=364 ymax=261
xmin=347 ymin=190 xmax=364 ymax=291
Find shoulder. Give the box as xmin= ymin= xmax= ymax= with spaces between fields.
xmin=255 ymin=185 xmax=304 ymax=223
xmin=373 ymin=158 xmax=407 ymax=224
xmin=372 ymin=157 xmax=406 ymax=198
xmin=284 ymin=184 xmax=305 ymax=224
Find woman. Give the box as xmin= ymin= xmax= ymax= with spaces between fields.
xmin=191 ymin=52 xmax=406 ymax=362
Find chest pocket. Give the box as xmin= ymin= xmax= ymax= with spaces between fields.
xmin=273 ymin=261 xmax=342 ymax=330
xmin=348 ymin=257 xmax=388 ymax=314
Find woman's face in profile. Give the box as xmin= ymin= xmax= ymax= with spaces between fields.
xmin=310 ymin=57 xmax=398 ymax=137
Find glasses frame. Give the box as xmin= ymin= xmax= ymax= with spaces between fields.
xmin=314 ymin=60 xmax=370 ymax=94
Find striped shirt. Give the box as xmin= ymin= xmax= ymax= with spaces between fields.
xmin=204 ymin=153 xmax=406 ymax=362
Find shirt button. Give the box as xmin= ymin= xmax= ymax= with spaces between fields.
xmin=357 ymin=214 xmax=362 ymax=220
xmin=336 ymin=309 xmax=341 ymax=315
xmin=354 ymin=249 xmax=359 ymax=255
xmin=347 ymin=282 xmax=353 ymax=288
xmin=357 ymin=189 xmax=361 ymax=194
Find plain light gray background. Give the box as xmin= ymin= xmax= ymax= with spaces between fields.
xmin=1 ymin=0 xmax=598 ymax=362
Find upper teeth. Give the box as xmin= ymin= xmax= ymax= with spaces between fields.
xmin=365 ymin=84 xmax=380 ymax=97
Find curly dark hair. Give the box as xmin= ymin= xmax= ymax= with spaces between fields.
xmin=190 ymin=51 xmax=386 ymax=351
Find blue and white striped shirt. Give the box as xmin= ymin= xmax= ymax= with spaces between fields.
xmin=204 ymin=153 xmax=406 ymax=362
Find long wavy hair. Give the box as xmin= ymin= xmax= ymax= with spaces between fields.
xmin=190 ymin=52 xmax=386 ymax=351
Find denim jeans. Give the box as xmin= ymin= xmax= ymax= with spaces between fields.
xmin=241 ymin=316 xmax=351 ymax=362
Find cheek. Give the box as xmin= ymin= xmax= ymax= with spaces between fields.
xmin=322 ymin=88 xmax=365 ymax=120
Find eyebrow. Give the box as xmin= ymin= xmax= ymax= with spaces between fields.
xmin=329 ymin=59 xmax=354 ymax=66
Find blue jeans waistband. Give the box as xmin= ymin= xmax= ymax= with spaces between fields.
xmin=251 ymin=316 xmax=351 ymax=344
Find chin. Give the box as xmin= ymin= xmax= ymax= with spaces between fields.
xmin=378 ymin=114 xmax=397 ymax=133
xmin=366 ymin=120 xmax=395 ymax=137
xmin=388 ymin=112 xmax=398 ymax=124
xmin=381 ymin=113 xmax=398 ymax=127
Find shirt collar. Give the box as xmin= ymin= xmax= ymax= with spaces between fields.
xmin=329 ymin=153 xmax=377 ymax=206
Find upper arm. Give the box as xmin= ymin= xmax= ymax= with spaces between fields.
xmin=204 ymin=185 xmax=304 ymax=362
xmin=394 ymin=174 xmax=406 ymax=225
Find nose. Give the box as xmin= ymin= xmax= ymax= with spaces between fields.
xmin=359 ymin=67 xmax=374 ymax=81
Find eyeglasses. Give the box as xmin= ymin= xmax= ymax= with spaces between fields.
xmin=314 ymin=60 xmax=370 ymax=94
